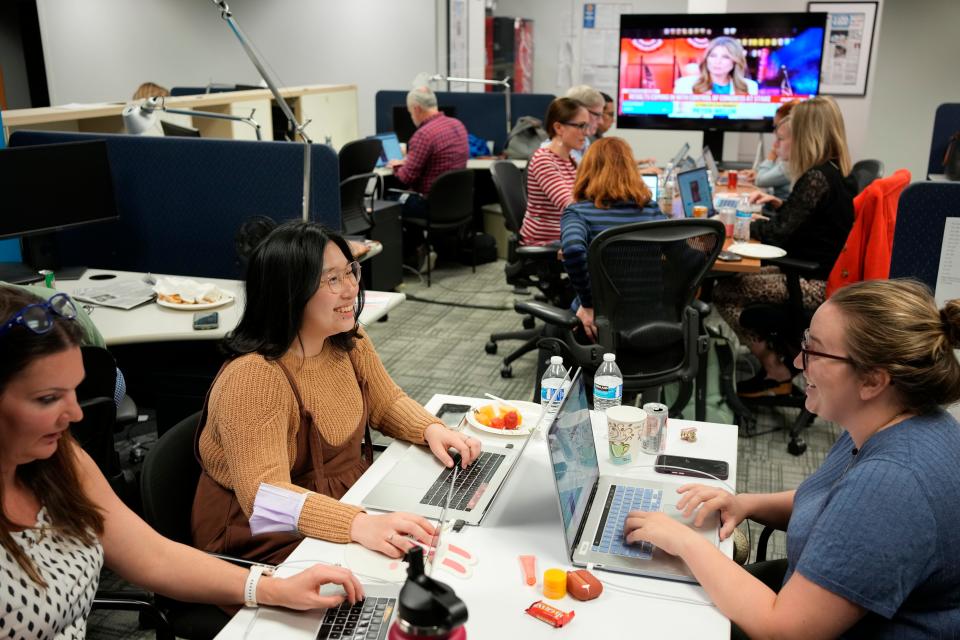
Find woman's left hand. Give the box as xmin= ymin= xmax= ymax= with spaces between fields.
xmin=424 ymin=423 xmax=482 ymax=468
xmin=623 ymin=511 xmax=696 ymax=557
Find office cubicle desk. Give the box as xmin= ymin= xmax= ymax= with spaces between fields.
xmin=374 ymin=157 xmax=527 ymax=178
xmin=217 ymin=394 xmax=737 ymax=640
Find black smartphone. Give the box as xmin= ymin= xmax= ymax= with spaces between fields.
xmin=717 ymin=251 xmax=743 ymax=262
xmin=655 ymin=454 xmax=729 ymax=480
xmin=192 ymin=310 xmax=219 ymax=330
xmin=436 ymin=403 xmax=471 ymax=428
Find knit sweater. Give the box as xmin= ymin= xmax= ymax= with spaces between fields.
xmin=197 ymin=329 xmax=439 ymax=543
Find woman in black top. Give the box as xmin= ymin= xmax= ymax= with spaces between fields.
xmin=715 ymin=96 xmax=856 ymax=396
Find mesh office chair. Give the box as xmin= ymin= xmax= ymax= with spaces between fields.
xmin=850 ymin=159 xmax=885 ymax=194
xmin=485 ymin=160 xmax=571 ymax=377
xmin=516 ymin=219 xmax=723 ymax=417
xmin=340 ymin=172 xmax=378 ymax=237
xmin=403 ymin=169 xmax=476 ymax=286
xmin=338 ymin=138 xmax=383 ymax=180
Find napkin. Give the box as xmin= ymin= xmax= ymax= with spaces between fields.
xmin=153 ymin=277 xmax=225 ymax=304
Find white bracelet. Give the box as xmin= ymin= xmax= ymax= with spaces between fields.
xmin=244 ymin=564 xmax=274 ymax=608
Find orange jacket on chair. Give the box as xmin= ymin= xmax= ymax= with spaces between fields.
xmin=826 ymin=169 xmax=912 ymax=298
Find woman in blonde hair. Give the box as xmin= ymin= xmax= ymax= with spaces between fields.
xmin=560 ymin=137 xmax=664 ymax=340
xmin=626 ymin=278 xmax=960 ymax=638
xmin=714 ymin=95 xmax=856 ymax=396
xmin=674 ymin=37 xmax=759 ymax=96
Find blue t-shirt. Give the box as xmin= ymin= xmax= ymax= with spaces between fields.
xmin=785 ymin=410 xmax=960 ymax=638
xmin=711 ymin=82 xmax=732 ymax=95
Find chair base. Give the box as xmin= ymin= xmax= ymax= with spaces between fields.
xmin=487 ymin=326 xmax=542 ymax=378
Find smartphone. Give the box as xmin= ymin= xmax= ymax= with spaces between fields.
xmin=436 ymin=403 xmax=471 ymax=428
xmin=655 ymin=454 xmax=729 ymax=480
xmin=717 ymin=251 xmax=743 ymax=262
xmin=192 ymin=310 xmax=219 ymax=330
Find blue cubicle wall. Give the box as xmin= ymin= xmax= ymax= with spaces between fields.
xmin=8 ymin=131 xmax=341 ymax=279
xmin=374 ymin=90 xmax=555 ymax=154
xmin=889 ymin=182 xmax=960 ymax=289
xmin=0 ymin=110 xmax=24 ymax=263
xmin=927 ymin=103 xmax=960 ymax=178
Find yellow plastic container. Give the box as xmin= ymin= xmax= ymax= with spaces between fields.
xmin=542 ymin=568 xmax=567 ymax=599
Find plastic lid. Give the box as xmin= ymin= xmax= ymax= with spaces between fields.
xmin=550 ymin=356 xmax=563 ymax=365
xmin=603 ymin=353 xmax=616 ymax=362
xmin=543 ymin=568 xmax=567 ymax=599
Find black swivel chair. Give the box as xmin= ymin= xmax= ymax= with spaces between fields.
xmin=485 ymin=160 xmax=570 ymax=377
xmin=850 ymin=159 xmax=885 ymax=194
xmin=516 ymin=219 xmax=723 ymax=418
xmin=403 ymin=169 xmax=476 ymax=286
xmin=338 ymin=138 xmax=383 ymax=180
xmin=340 ymin=172 xmax=378 ymax=237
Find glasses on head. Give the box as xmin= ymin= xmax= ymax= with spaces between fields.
xmin=561 ymin=121 xmax=589 ymax=132
xmin=799 ymin=328 xmax=855 ymax=370
xmin=317 ymin=261 xmax=361 ymax=294
xmin=0 ymin=293 xmax=79 ymax=337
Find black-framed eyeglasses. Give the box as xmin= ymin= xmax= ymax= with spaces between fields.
xmin=800 ymin=328 xmax=855 ymax=370
xmin=317 ymin=261 xmax=361 ymax=294
xmin=0 ymin=293 xmax=79 ymax=337
xmin=561 ymin=121 xmax=589 ymax=132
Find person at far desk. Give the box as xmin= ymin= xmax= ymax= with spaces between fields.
xmin=0 ymin=287 xmax=366 ymax=639
xmin=520 ymin=97 xmax=587 ymax=247
xmin=192 ymin=222 xmax=480 ymax=565
xmin=594 ymin=91 xmax=659 ymax=175
xmin=713 ymin=96 xmax=855 ymax=397
xmin=625 ymin=279 xmax=960 ymax=639
xmin=560 ymin=137 xmax=665 ymax=340
xmin=741 ymin=100 xmax=797 ymax=201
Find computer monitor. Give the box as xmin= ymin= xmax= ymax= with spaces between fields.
xmin=391 ymin=105 xmax=459 ymax=143
xmin=160 ymin=121 xmax=202 ymax=138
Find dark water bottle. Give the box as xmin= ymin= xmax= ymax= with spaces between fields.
xmin=388 ymin=547 xmax=468 ymax=640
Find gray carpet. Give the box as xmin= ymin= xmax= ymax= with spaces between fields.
xmin=88 ymin=257 xmax=841 ymax=638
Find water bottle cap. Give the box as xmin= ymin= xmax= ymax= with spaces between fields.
xmin=603 ymin=353 xmax=616 ymax=362
xmin=550 ymin=356 xmax=563 ymax=365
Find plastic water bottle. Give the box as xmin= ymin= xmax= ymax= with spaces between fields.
xmin=658 ymin=162 xmax=674 ymax=215
xmin=593 ymin=353 xmax=623 ymax=412
xmin=733 ymin=194 xmax=752 ymax=243
xmin=540 ymin=356 xmax=567 ymax=417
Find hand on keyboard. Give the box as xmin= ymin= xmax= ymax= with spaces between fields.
xmin=623 ymin=510 xmax=693 ymax=557
xmin=424 ymin=422 xmax=482 ymax=468
xmin=262 ymin=564 xmax=364 ymax=611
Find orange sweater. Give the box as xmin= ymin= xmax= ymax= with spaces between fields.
xmin=197 ymin=329 xmax=438 ymax=542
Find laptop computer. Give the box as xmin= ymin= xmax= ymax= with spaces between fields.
xmin=702 ymin=146 xmax=721 ymax=180
xmin=316 ymin=582 xmax=399 ymax=640
xmin=751 ymin=138 xmax=764 ymax=173
xmin=642 ymin=174 xmax=659 ymax=202
xmin=370 ymin=133 xmax=404 ymax=168
xmin=544 ymin=373 xmax=721 ymax=583
xmin=667 ymin=142 xmax=690 ymax=169
xmin=677 ymin=167 xmax=740 ymax=217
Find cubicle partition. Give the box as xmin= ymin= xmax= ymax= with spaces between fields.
xmin=889 ymin=181 xmax=960 ymax=288
xmin=374 ymin=90 xmax=555 ymax=153
xmin=8 ymin=131 xmax=341 ymax=279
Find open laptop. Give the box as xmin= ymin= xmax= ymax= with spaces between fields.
xmin=370 ymin=132 xmax=404 ymax=168
xmin=667 ymin=142 xmax=690 ymax=169
xmin=702 ymin=146 xmax=721 ymax=180
xmin=642 ymin=174 xmax=659 ymax=202
xmin=316 ymin=583 xmax=399 ymax=640
xmin=545 ymin=373 xmax=721 ymax=583
xmin=677 ymin=167 xmax=739 ymax=217
xmin=751 ymin=138 xmax=764 ymax=173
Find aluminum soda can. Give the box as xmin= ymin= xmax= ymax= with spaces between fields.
xmin=640 ymin=402 xmax=669 ymax=454
xmin=38 ymin=270 xmax=56 ymax=289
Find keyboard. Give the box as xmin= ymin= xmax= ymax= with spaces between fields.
xmin=592 ymin=484 xmax=663 ymax=560
xmin=316 ymin=596 xmax=396 ymax=640
xmin=418 ymin=451 xmax=506 ymax=511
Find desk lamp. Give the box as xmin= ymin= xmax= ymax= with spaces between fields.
xmin=121 ymin=96 xmax=263 ymax=140
xmin=426 ymin=74 xmax=512 ymax=136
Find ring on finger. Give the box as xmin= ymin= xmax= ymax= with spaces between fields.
xmin=387 ymin=533 xmax=395 ymax=542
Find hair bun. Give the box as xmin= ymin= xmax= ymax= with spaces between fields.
xmin=940 ymin=300 xmax=960 ymax=348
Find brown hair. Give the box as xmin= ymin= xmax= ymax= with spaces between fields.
xmin=692 ymin=37 xmax=752 ymax=95
xmin=789 ymin=96 xmax=852 ymax=178
xmin=572 ymin=137 xmax=651 ymax=208
xmin=0 ymin=286 xmax=104 ymax=586
xmin=830 ymin=279 xmax=960 ymax=414
xmin=132 ymin=82 xmax=170 ymax=100
xmin=545 ymin=97 xmax=586 ymax=140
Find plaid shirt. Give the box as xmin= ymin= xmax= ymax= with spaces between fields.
xmin=395 ymin=113 xmax=468 ymax=195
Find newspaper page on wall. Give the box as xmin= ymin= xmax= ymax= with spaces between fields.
xmin=808 ymin=2 xmax=878 ymax=96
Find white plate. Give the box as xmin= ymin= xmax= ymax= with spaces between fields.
xmin=156 ymin=290 xmax=236 ymax=310
xmin=727 ymin=242 xmax=787 ymax=259
xmin=466 ymin=399 xmax=543 ymax=436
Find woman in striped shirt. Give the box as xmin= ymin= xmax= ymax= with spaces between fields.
xmin=519 ymin=98 xmax=588 ymax=246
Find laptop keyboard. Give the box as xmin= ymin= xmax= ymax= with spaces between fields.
xmin=316 ymin=596 xmax=395 ymax=640
xmin=419 ymin=451 xmax=506 ymax=512
xmin=592 ymin=484 xmax=663 ymax=560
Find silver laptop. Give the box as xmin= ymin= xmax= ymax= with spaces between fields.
xmin=702 ymin=145 xmax=721 ymax=180
xmin=668 ymin=142 xmax=690 ymax=168
xmin=316 ymin=582 xmax=399 ymax=640
xmin=751 ymin=138 xmax=764 ymax=173
xmin=545 ymin=373 xmax=721 ymax=583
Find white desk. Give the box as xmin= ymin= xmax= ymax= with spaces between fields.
xmin=56 ymin=270 xmax=405 ymax=346
xmin=218 ymin=394 xmax=737 ymax=639
xmin=374 ymin=157 xmax=527 ymax=177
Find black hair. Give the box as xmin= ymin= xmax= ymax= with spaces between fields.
xmin=600 ymin=92 xmax=613 ymax=104
xmin=235 ymin=215 xmax=278 ymax=268
xmin=222 ymin=221 xmax=364 ymax=359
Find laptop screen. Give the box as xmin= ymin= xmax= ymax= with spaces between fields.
xmin=642 ymin=174 xmax=659 ymax=202
xmin=676 ymin=167 xmax=713 ymax=218
xmin=668 ymin=142 xmax=690 ymax=168
xmin=545 ymin=372 xmax=600 ymax=554
xmin=372 ymin=133 xmax=404 ymax=168
xmin=702 ymin=146 xmax=720 ymax=179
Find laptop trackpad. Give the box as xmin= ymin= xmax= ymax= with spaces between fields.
xmin=663 ymin=503 xmax=720 ymax=546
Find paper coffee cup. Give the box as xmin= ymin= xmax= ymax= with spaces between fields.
xmin=606 ymin=405 xmax=647 ymax=465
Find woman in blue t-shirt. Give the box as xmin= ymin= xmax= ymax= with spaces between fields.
xmin=624 ymin=279 xmax=960 ymax=638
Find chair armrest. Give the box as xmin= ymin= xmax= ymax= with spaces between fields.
xmin=763 ymin=256 xmax=820 ymax=274
xmin=756 ymin=525 xmax=783 ymax=562
xmin=516 ymin=245 xmax=561 ymax=260
xmin=690 ymin=299 xmax=711 ymax=317
xmin=514 ymin=300 xmax=579 ymax=330
xmin=93 ymin=591 xmax=174 ymax=640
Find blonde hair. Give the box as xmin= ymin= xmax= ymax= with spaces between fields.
xmin=830 ymin=279 xmax=960 ymax=413
xmin=693 ymin=37 xmax=751 ymax=95
xmin=132 ymin=82 xmax=169 ymax=100
xmin=789 ymin=96 xmax=852 ymax=178
xmin=572 ymin=137 xmax=651 ymax=208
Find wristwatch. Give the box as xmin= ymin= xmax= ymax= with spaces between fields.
xmin=244 ymin=564 xmax=275 ymax=608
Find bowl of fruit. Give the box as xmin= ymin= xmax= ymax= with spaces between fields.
xmin=466 ymin=400 xmax=543 ymax=436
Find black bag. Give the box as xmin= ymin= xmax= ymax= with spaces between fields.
xmin=944 ymin=131 xmax=960 ymax=181
xmin=503 ymin=116 xmax=548 ymax=160
xmin=459 ymin=232 xmax=498 ymax=266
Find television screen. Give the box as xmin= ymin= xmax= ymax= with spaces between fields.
xmin=618 ymin=13 xmax=827 ymax=132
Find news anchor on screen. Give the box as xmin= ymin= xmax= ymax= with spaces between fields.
xmin=673 ymin=36 xmax=759 ymax=96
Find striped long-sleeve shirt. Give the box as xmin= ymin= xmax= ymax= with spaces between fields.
xmin=520 ymin=147 xmax=578 ymax=246
xmin=560 ymin=199 xmax=665 ymax=308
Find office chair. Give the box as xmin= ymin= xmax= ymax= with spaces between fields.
xmin=485 ymin=160 xmax=570 ymax=377
xmin=340 ymin=172 xmax=378 ymax=236
xmin=890 ymin=181 xmax=960 ymax=287
xmin=516 ymin=219 xmax=723 ymax=418
xmin=403 ymin=168 xmax=476 ymax=286
xmin=338 ymin=138 xmax=383 ymax=180
xmin=926 ymin=103 xmax=960 ymax=179
xmin=850 ymin=159 xmax=885 ymax=194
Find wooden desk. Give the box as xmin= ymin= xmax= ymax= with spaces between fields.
xmin=711 ymin=238 xmax=762 ymax=274
xmin=216 ymin=394 xmax=737 ymax=640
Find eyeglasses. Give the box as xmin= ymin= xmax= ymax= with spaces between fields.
xmin=561 ymin=121 xmax=589 ymax=132
xmin=0 ymin=293 xmax=79 ymax=337
xmin=587 ymin=109 xmax=602 ymax=119
xmin=799 ymin=328 xmax=855 ymax=370
xmin=317 ymin=261 xmax=361 ymax=294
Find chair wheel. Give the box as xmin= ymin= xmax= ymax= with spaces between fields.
xmin=500 ymin=364 xmax=513 ymax=378
xmin=522 ymin=316 xmax=535 ymax=330
xmin=788 ymin=437 xmax=807 ymax=456
xmin=485 ymin=341 xmax=498 ymax=355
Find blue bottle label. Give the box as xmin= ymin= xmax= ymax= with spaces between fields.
xmin=594 ymin=384 xmax=622 ymax=400
xmin=541 ymin=386 xmax=565 ymax=404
